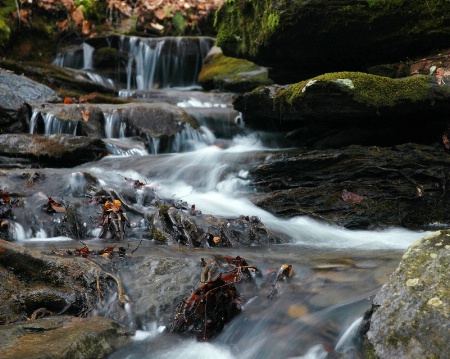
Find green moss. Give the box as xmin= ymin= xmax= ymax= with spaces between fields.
xmin=215 ymin=0 xmax=286 ymax=58
xmin=215 ymin=0 xmax=450 ymax=60
xmin=152 ymin=228 xmax=167 ymax=243
xmin=0 ymin=17 xmax=10 ymax=46
xmin=275 ymin=72 xmax=432 ymax=109
xmin=198 ymin=52 xmax=271 ymax=87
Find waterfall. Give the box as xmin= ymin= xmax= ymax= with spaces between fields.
xmin=104 ymin=110 xmax=122 ymax=138
xmin=169 ymin=124 xmax=215 ymax=153
xmin=29 ymin=110 xmax=78 ymax=135
xmin=83 ymin=42 xmax=95 ymax=69
xmin=53 ymin=35 xmax=214 ymax=90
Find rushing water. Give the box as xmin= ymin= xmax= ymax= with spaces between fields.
xmin=16 ymin=35 xmax=432 ymax=358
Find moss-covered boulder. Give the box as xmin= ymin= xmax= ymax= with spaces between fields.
xmin=198 ymin=46 xmax=272 ymax=92
xmin=233 ymin=72 xmax=450 ymax=148
xmin=215 ymin=0 xmax=450 ymax=83
xmin=365 ymin=230 xmax=450 ymax=358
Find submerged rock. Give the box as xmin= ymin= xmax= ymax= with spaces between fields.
xmin=365 ymin=230 xmax=450 ymax=358
xmin=234 ymin=72 xmax=450 ymax=148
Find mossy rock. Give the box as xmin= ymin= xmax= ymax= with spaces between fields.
xmin=215 ymin=0 xmax=450 ymax=83
xmin=233 ymin=71 xmax=450 ymax=145
xmin=93 ymin=47 xmax=125 ymax=69
xmin=274 ymin=72 xmax=432 ymax=109
xmin=366 ymin=230 xmax=450 ymax=358
xmin=198 ymin=47 xmax=273 ymax=92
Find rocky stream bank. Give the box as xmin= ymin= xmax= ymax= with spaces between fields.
xmin=1 ymin=0 xmax=450 ymax=358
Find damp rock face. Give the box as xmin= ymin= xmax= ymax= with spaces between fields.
xmin=365 ymin=230 xmax=450 ymax=358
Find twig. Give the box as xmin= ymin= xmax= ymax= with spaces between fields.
xmin=131 ymin=239 xmax=142 ymax=254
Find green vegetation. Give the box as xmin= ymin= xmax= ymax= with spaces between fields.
xmin=215 ymin=0 xmax=450 ymax=60
xmin=215 ymin=0 xmax=287 ymax=58
xmin=0 ymin=0 xmax=15 ymax=46
xmin=274 ymin=72 xmax=432 ymax=108
xmin=198 ymin=51 xmax=272 ymax=90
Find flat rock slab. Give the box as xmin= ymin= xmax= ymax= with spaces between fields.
xmin=0 ymin=134 xmax=106 ymax=168
xmin=0 ymin=316 xmax=133 ymax=359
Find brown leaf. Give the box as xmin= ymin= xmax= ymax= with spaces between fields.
xmin=49 ymin=198 xmax=66 ymax=213
xmin=71 ymin=6 xmax=84 ymax=28
xmin=443 ymin=134 xmax=450 ymax=149
xmin=341 ymin=189 xmax=364 ymax=204
xmin=81 ymin=109 xmax=90 ymax=122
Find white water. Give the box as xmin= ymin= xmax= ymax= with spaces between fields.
xmin=86 ymin=134 xmax=426 ymax=251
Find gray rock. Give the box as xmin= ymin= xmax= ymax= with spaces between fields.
xmin=0 ymin=70 xmax=59 ymax=132
xmin=366 ymin=230 xmax=450 ymax=358
xmin=0 ymin=134 xmax=107 ymax=168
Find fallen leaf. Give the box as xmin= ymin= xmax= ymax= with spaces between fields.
xmin=341 ymin=189 xmax=364 ymax=204
xmin=81 ymin=109 xmax=90 ymax=122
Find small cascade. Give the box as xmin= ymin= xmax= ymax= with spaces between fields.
xmin=146 ymin=135 xmax=161 ymax=155
xmin=8 ymin=221 xmax=27 ymax=241
xmin=52 ymin=45 xmax=84 ymax=68
xmin=29 ymin=110 xmax=78 ymax=135
xmin=119 ymin=36 xmax=214 ymax=90
xmin=52 ymin=36 xmax=214 ymax=90
xmin=169 ymin=124 xmax=215 ymax=153
xmin=104 ymin=110 xmax=122 ymax=138
xmin=334 ymin=316 xmax=364 ymax=356
xmin=82 ymin=42 xmax=95 ymax=69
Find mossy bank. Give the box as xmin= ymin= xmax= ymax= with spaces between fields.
xmin=215 ymin=0 xmax=450 ymax=83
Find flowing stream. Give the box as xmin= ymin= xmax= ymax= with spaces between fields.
xmin=13 ymin=36 xmax=432 ymax=358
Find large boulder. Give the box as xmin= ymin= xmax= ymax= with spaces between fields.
xmin=234 ymin=72 xmax=450 ymax=148
xmin=365 ymin=230 xmax=450 ymax=358
xmin=215 ymin=0 xmax=450 ymax=84
xmin=249 ymin=143 xmax=450 ymax=229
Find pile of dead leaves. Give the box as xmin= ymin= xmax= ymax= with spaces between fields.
xmin=12 ymin=0 xmax=223 ymax=38
xmin=170 ymin=255 xmax=257 ymax=339
xmin=50 ymin=242 xmax=127 ymax=258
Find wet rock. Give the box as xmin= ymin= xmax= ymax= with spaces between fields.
xmin=249 ymin=144 xmax=450 ymax=229
xmin=148 ymin=200 xmax=287 ymax=246
xmin=27 ymin=102 xmax=200 ymax=153
xmin=0 ymin=240 xmax=130 ymax=326
xmin=198 ymin=46 xmax=273 ymax=92
xmin=0 ymin=316 xmax=132 ymax=359
xmin=234 ymin=72 xmax=450 ymax=148
xmin=0 ymin=69 xmax=59 ymax=133
xmin=215 ymin=0 xmax=450 ymax=83
xmin=365 ymin=230 xmax=450 ymax=358
xmin=0 ymin=134 xmax=107 ymax=168
xmin=0 ymin=60 xmax=119 ymax=101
